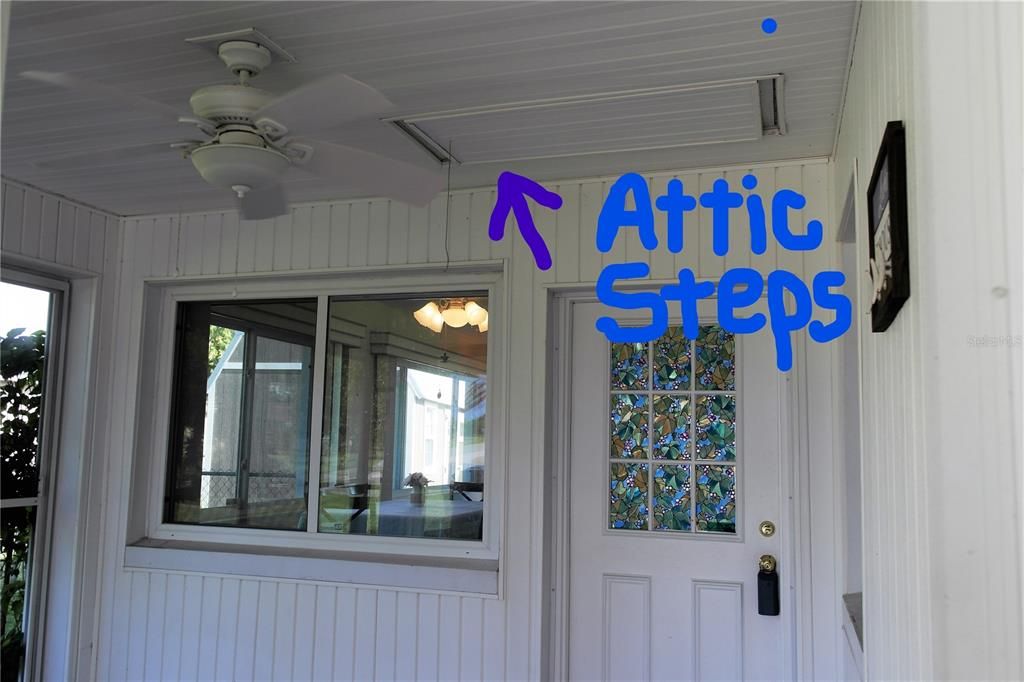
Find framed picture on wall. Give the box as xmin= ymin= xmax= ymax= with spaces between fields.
xmin=866 ymin=120 xmax=910 ymax=332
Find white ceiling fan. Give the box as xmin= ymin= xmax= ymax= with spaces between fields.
xmin=21 ymin=38 xmax=446 ymax=219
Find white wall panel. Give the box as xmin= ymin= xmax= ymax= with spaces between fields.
xmin=831 ymin=2 xmax=1023 ymax=680
xmin=0 ymin=178 xmax=122 ymax=681
xmin=72 ymin=159 xmax=834 ymax=681
xmin=1 ymin=178 xmax=116 ymax=274
xmin=831 ymin=1 xmax=920 ymax=678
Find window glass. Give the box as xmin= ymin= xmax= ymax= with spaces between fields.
xmin=165 ymin=300 xmax=316 ymax=530
xmin=318 ymin=295 xmax=488 ymax=540
xmin=1 ymin=281 xmax=54 ymax=682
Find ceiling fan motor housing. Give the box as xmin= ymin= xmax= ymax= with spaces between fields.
xmin=189 ymin=84 xmax=274 ymax=124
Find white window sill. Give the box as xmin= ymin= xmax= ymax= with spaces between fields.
xmin=124 ymin=538 xmax=499 ymax=596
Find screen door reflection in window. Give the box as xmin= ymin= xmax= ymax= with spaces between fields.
xmin=318 ymin=295 xmax=487 ymax=540
xmin=165 ymin=300 xmax=316 ymax=530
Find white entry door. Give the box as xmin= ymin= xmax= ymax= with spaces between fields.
xmin=567 ymin=300 xmax=793 ymax=682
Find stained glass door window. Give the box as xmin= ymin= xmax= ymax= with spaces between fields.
xmin=608 ymin=325 xmax=737 ymax=534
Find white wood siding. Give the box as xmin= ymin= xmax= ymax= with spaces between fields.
xmin=0 ymin=178 xmax=123 ymax=681
xmin=82 ymin=159 xmax=835 ymax=681
xmin=1 ymin=178 xmax=118 ymax=275
xmin=831 ymin=2 xmax=1023 ymax=679
xmin=831 ymin=5 xmax=932 ymax=678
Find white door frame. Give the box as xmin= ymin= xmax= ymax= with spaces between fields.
xmin=544 ymin=287 xmax=814 ymax=681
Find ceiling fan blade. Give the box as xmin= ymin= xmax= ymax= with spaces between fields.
xmin=238 ymin=184 xmax=289 ymax=221
xmin=300 ymin=139 xmax=444 ymax=207
xmin=20 ymin=70 xmax=185 ymax=123
xmin=33 ymin=141 xmax=186 ymax=171
xmin=255 ymin=73 xmax=395 ymax=134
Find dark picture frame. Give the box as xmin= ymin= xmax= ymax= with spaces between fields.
xmin=866 ymin=120 xmax=910 ymax=332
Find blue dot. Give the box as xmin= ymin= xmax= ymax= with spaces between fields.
xmin=761 ymin=17 xmax=778 ymax=34
xmin=742 ymin=174 xmax=758 ymax=190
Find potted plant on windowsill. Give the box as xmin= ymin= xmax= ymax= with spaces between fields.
xmin=403 ymin=472 xmax=430 ymax=506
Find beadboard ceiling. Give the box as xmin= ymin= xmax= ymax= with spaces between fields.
xmin=1 ymin=1 xmax=857 ymax=216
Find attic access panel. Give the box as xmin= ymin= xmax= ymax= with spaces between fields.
xmin=391 ymin=75 xmax=785 ymax=165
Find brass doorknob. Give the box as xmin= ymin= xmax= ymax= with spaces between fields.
xmin=759 ymin=554 xmax=777 ymax=572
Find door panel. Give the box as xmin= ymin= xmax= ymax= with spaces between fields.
xmin=567 ymin=300 xmax=792 ymax=682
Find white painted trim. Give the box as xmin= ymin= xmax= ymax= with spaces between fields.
xmin=831 ymin=0 xmax=864 ymax=162
xmin=122 ymin=544 xmax=499 ymax=596
xmin=304 ymin=295 xmax=329 ymax=533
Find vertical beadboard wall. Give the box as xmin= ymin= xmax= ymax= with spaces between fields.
xmin=89 ymin=159 xmax=838 ymax=681
xmin=1 ymin=178 xmax=118 ymax=275
xmin=0 ymin=178 xmax=122 ymax=681
xmin=832 ymin=2 xmax=1023 ymax=680
xmin=830 ymin=3 xmax=931 ymax=678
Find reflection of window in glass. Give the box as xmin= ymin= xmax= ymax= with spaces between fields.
xmin=399 ymin=365 xmax=477 ymax=491
xmin=166 ymin=300 xmax=315 ymax=531
xmin=318 ymin=295 xmax=487 ymax=541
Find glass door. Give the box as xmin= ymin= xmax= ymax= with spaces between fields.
xmin=1 ymin=275 xmax=64 ymax=682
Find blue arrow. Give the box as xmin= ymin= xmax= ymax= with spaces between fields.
xmin=488 ymin=171 xmax=563 ymax=270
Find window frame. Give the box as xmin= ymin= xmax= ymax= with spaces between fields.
xmin=134 ymin=269 xmax=505 ymax=564
xmin=0 ymin=268 xmax=70 ymax=682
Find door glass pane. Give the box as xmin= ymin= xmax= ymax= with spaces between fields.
xmin=318 ymin=294 xmax=488 ymax=541
xmin=609 ymin=462 xmax=648 ymax=530
xmin=1 ymin=281 xmax=53 ymax=681
xmin=607 ymin=324 xmax=738 ymax=535
xmin=653 ymin=464 xmax=691 ymax=531
xmin=695 ymin=465 xmax=737 ymax=532
xmin=694 ymin=395 xmax=736 ymax=462
xmin=694 ymin=325 xmax=736 ymax=391
xmin=652 ymin=395 xmax=690 ymax=460
xmin=610 ymin=394 xmax=648 ymax=459
xmin=653 ymin=327 xmax=691 ymax=390
xmin=610 ymin=341 xmax=648 ymax=390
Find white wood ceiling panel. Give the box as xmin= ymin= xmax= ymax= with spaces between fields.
xmin=1 ymin=1 xmax=857 ymax=216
